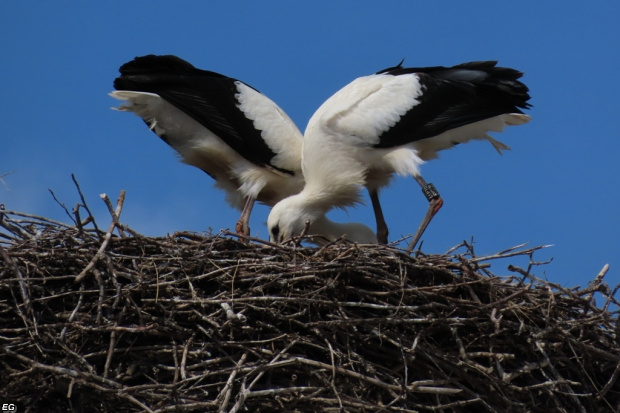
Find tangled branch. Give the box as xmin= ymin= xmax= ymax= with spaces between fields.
xmin=0 ymin=188 xmax=618 ymax=412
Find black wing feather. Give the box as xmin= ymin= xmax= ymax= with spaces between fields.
xmin=372 ymin=61 xmax=531 ymax=148
xmin=113 ymin=55 xmax=279 ymax=169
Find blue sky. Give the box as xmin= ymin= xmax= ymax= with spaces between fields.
xmin=1 ymin=2 xmax=618 ymax=291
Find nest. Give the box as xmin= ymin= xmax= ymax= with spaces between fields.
xmin=1 ymin=189 xmax=619 ymax=412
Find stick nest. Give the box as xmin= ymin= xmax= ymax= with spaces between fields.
xmin=1 ymin=192 xmax=619 ymax=412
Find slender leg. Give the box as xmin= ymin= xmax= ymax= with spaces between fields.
xmin=406 ymin=176 xmax=443 ymax=252
xmin=235 ymin=196 xmax=255 ymax=237
xmin=368 ymin=189 xmax=389 ymax=244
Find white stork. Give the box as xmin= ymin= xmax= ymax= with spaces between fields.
xmin=267 ymin=61 xmax=531 ymax=250
xmin=110 ymin=54 xmax=376 ymax=244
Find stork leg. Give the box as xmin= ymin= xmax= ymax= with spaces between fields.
xmin=369 ymin=189 xmax=389 ymax=244
xmin=235 ymin=196 xmax=255 ymax=238
xmin=406 ymin=176 xmax=443 ymax=252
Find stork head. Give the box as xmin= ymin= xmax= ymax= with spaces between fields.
xmin=267 ymin=196 xmax=317 ymax=243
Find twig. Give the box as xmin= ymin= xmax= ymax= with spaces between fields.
xmin=60 ymin=283 xmax=86 ymax=340
xmin=101 ymin=192 xmax=126 ymax=238
xmin=534 ymin=340 xmax=586 ymax=413
xmin=228 ymin=339 xmax=299 ymax=413
xmin=471 ymin=244 xmax=553 ymax=263
xmin=48 ymin=188 xmax=77 ymax=225
xmin=75 ymin=190 xmax=125 ymax=282
xmin=71 ymin=173 xmax=101 ymax=236
xmin=0 ymin=244 xmax=31 ymax=312
xmin=483 ymin=285 xmax=531 ymax=309
xmin=0 ymin=170 xmax=14 ymax=190
xmin=103 ymin=329 xmax=117 ymax=379
xmin=0 ymin=205 xmax=34 ymax=240
xmin=597 ymin=360 xmax=620 ymax=399
xmin=72 ymin=202 xmax=85 ymax=236
xmin=180 ymin=333 xmax=194 ymax=381
xmin=217 ymin=352 xmax=248 ymax=412
xmin=583 ymin=263 xmax=610 ymax=305
xmin=0 ymin=209 xmax=73 ymax=229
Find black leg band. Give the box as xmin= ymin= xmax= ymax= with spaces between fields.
xmin=421 ymin=183 xmax=440 ymax=202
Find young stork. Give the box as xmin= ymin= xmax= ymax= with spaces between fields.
xmin=110 ymin=54 xmax=376 ymax=244
xmin=268 ymin=61 xmax=531 ymax=250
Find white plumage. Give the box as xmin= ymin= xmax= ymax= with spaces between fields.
xmin=268 ymin=61 xmax=531 ymax=249
xmin=110 ymin=55 xmax=376 ymax=244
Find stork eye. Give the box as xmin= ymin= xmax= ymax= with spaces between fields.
xmin=271 ymin=225 xmax=280 ymax=242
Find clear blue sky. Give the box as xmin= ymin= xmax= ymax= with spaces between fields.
xmin=1 ymin=2 xmax=618 ymax=290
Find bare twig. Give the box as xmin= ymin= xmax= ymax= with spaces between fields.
xmin=0 ymin=170 xmax=14 ymax=191
xmin=48 ymin=188 xmax=77 ymax=225
xmin=71 ymin=173 xmax=101 ymax=236
xmin=0 ymin=244 xmax=31 ymax=312
xmin=75 ymin=190 xmax=125 ymax=282
xmin=217 ymin=352 xmax=248 ymax=412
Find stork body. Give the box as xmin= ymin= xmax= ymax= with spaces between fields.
xmin=111 ymin=55 xmax=376 ymax=244
xmin=268 ymin=61 xmax=531 ymax=249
